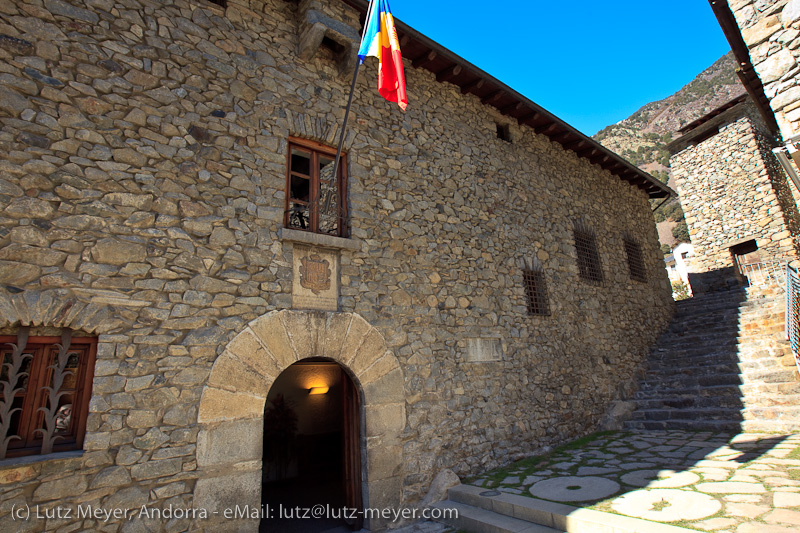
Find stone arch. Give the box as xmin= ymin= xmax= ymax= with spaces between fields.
xmin=0 ymin=288 xmax=125 ymax=334
xmin=194 ymin=310 xmax=405 ymax=532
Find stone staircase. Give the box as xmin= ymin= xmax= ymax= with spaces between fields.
xmin=626 ymin=285 xmax=800 ymax=432
xmin=432 ymin=485 xmax=694 ymax=533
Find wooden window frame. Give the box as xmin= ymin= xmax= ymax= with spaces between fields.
xmin=574 ymin=229 xmax=604 ymax=283
xmin=284 ymin=137 xmax=348 ymax=237
xmin=0 ymin=335 xmax=97 ymax=458
xmin=624 ymin=238 xmax=647 ymax=282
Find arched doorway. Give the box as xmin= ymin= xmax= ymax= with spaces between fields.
xmin=261 ymin=358 xmax=363 ymax=532
xmin=194 ymin=310 xmax=406 ymax=532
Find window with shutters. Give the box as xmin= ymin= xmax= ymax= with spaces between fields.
xmin=0 ymin=329 xmax=96 ymax=459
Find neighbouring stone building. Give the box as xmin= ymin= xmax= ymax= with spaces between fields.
xmin=711 ymin=0 xmax=800 ymax=203
xmin=0 ymin=0 xmax=674 ymax=531
xmin=668 ymin=94 xmax=800 ymax=291
xmin=713 ymin=0 xmax=800 ymax=142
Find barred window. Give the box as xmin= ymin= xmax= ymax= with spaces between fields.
xmin=624 ymin=238 xmax=647 ymax=282
xmin=574 ymin=228 xmax=603 ymax=283
xmin=0 ymin=329 xmax=96 ymax=459
xmin=523 ymin=268 xmax=550 ymax=316
xmin=285 ymin=138 xmax=348 ymax=237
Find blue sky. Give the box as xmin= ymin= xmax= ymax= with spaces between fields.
xmin=390 ymin=0 xmax=732 ymax=136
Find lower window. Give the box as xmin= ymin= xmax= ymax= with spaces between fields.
xmin=0 ymin=329 xmax=96 ymax=459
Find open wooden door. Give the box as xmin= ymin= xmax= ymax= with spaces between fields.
xmin=342 ymin=371 xmax=363 ymax=530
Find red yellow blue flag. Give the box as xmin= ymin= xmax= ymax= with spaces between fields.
xmin=357 ymin=0 xmax=407 ymax=111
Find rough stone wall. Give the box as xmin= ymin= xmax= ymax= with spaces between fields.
xmin=728 ymin=0 xmax=800 ymax=139
xmin=671 ymin=105 xmax=800 ymax=275
xmin=0 ymin=0 xmax=673 ymax=530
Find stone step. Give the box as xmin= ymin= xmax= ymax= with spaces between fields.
xmin=629 ymin=407 xmax=744 ymax=422
xmin=637 ymin=374 xmax=743 ymax=391
xmin=633 ymin=384 xmax=741 ymax=400
xmin=437 ymin=485 xmax=697 ymax=533
xmin=431 ymin=500 xmax=561 ymax=533
xmin=741 ymin=380 xmax=800 ymax=394
xmin=624 ymin=419 xmax=743 ymax=431
xmin=634 ymin=395 xmax=743 ymax=410
xmin=644 ymin=362 xmax=743 ymax=376
xmin=744 ymin=405 xmax=800 ymax=420
xmin=740 ymin=418 xmax=800 ymax=432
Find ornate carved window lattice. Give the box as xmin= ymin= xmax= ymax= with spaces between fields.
xmin=0 ymin=329 xmax=97 ymax=459
xmin=624 ymin=237 xmax=647 ymax=282
xmin=573 ymin=221 xmax=604 ymax=284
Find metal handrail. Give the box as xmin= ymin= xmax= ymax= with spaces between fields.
xmin=787 ymin=261 xmax=800 ymax=376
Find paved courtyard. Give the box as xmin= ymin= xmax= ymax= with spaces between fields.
xmin=469 ymin=430 xmax=800 ymax=532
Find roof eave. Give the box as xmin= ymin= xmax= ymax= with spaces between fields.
xmin=336 ymin=0 xmax=674 ymax=199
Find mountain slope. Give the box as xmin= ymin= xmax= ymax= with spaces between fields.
xmin=593 ymin=52 xmax=745 ymax=249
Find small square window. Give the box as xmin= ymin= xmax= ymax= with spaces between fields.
xmin=523 ymin=269 xmax=550 ymax=316
xmin=496 ymin=123 xmax=510 ymax=142
xmin=285 ymin=138 xmax=348 ymax=237
xmin=574 ymin=229 xmax=603 ymax=283
xmin=624 ymin=238 xmax=647 ymax=282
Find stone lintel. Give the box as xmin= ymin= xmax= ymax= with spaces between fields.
xmin=279 ymin=227 xmax=361 ymax=251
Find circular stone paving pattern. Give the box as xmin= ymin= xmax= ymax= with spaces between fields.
xmin=529 ymin=476 xmax=620 ymax=502
xmin=611 ymin=488 xmax=722 ymax=522
xmin=621 ymin=469 xmax=701 ymax=488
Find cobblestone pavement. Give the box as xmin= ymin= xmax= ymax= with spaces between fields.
xmin=471 ymin=430 xmax=800 ymax=532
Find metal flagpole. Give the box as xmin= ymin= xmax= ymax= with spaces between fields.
xmin=327 ymin=0 xmax=377 ymax=223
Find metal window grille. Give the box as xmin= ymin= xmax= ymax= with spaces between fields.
xmin=624 ymin=239 xmax=647 ymax=282
xmin=523 ymin=269 xmax=550 ymax=316
xmin=574 ymin=229 xmax=603 ymax=283
xmin=787 ymin=263 xmax=800 ymax=375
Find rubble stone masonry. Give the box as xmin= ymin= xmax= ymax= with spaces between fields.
xmin=729 ymin=0 xmax=800 ymax=139
xmin=671 ymin=102 xmax=800 ymax=274
xmin=0 ymin=0 xmax=672 ymax=531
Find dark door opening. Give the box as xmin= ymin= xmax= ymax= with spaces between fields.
xmin=729 ymin=238 xmax=761 ymax=286
xmin=260 ymin=359 xmax=362 ymax=532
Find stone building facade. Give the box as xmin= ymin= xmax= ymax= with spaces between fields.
xmin=0 ymin=0 xmax=673 ymax=531
xmin=669 ymin=97 xmax=800 ymax=288
xmin=719 ymin=0 xmax=800 ymax=140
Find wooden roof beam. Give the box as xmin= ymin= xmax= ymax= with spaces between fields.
xmin=564 ymin=139 xmax=588 ymax=152
xmin=500 ymin=102 xmax=524 ymax=114
xmin=481 ymin=89 xmax=504 ymax=105
xmin=516 ymin=111 xmax=541 ymax=125
xmin=460 ymin=77 xmax=484 ymax=94
xmin=412 ymin=50 xmax=437 ymax=69
xmin=553 ymin=132 xmax=576 ymax=144
xmin=534 ymin=122 xmax=559 ymax=135
xmin=436 ymin=64 xmax=462 ymax=83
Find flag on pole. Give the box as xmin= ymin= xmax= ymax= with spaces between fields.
xmin=357 ymin=0 xmax=407 ymax=111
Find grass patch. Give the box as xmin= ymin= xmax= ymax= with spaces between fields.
xmin=788 ymin=446 xmax=800 ymax=460
xmin=466 ymin=431 xmax=625 ymax=487
xmin=650 ymin=499 xmax=671 ymax=511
